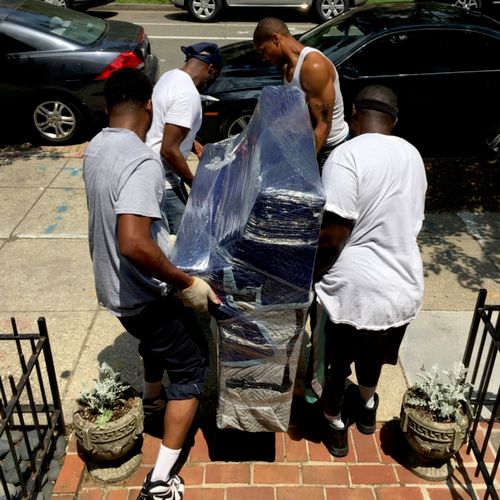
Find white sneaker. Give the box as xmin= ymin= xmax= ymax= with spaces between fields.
xmin=137 ymin=470 xmax=185 ymax=500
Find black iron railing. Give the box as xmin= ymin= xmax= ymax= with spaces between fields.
xmin=0 ymin=317 xmax=65 ymax=499
xmin=462 ymin=289 xmax=500 ymax=500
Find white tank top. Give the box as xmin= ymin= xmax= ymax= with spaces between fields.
xmin=284 ymin=47 xmax=349 ymax=147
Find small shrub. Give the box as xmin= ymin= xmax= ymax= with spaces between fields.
xmin=405 ymin=362 xmax=470 ymax=422
xmin=77 ymin=363 xmax=129 ymax=426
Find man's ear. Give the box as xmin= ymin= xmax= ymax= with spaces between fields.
xmin=146 ymin=99 xmax=153 ymax=114
xmin=271 ymin=33 xmax=280 ymax=45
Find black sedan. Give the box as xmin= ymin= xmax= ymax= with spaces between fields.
xmin=199 ymin=2 xmax=500 ymax=158
xmin=0 ymin=0 xmax=158 ymax=145
xmin=417 ymin=0 xmax=500 ymax=20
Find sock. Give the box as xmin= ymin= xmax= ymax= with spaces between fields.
xmin=151 ymin=444 xmax=182 ymax=482
xmin=359 ymin=385 xmax=377 ymax=409
xmin=143 ymin=380 xmax=163 ymax=400
xmin=324 ymin=411 xmax=345 ymax=429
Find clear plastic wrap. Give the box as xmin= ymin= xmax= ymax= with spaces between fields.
xmin=172 ymin=86 xmax=325 ymax=431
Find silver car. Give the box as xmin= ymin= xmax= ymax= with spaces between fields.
xmin=171 ymin=0 xmax=367 ymax=22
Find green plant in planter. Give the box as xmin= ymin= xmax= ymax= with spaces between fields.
xmin=405 ymin=362 xmax=470 ymax=422
xmin=77 ymin=362 xmax=130 ymax=427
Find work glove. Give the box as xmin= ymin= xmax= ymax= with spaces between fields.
xmin=180 ymin=277 xmax=220 ymax=313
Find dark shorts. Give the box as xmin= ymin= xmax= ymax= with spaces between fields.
xmin=118 ymin=295 xmax=208 ymax=400
xmin=324 ymin=320 xmax=407 ymax=387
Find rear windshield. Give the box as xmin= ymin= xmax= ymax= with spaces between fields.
xmin=7 ymin=0 xmax=106 ymax=45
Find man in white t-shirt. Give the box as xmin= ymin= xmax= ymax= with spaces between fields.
xmin=146 ymin=42 xmax=222 ymax=234
xmin=314 ymin=85 xmax=427 ymax=457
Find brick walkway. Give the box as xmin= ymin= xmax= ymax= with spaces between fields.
xmin=52 ymin=419 xmax=499 ymax=500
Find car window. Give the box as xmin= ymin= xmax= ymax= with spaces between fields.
xmin=7 ymin=0 xmax=106 ymax=46
xmin=300 ymin=12 xmax=366 ymax=54
xmin=345 ymin=29 xmax=500 ymax=76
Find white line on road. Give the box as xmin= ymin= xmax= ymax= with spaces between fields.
xmin=138 ymin=22 xmax=312 ymax=28
xmin=149 ymin=36 xmax=252 ymax=40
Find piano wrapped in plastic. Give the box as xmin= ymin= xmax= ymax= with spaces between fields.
xmin=172 ymin=86 xmax=325 ymax=431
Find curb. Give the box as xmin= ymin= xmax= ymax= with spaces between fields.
xmin=92 ymin=3 xmax=177 ymax=11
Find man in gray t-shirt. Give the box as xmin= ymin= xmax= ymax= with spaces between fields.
xmin=83 ymin=68 xmax=219 ymax=500
xmin=85 ymin=127 xmax=172 ymax=315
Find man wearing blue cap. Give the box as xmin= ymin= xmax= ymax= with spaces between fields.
xmin=146 ymin=42 xmax=222 ymax=235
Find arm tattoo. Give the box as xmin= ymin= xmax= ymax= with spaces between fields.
xmin=311 ymin=103 xmax=333 ymax=124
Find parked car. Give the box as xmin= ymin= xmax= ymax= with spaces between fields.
xmin=0 ymin=0 xmax=158 ymax=145
xmin=41 ymin=0 xmax=115 ymax=11
xmin=416 ymin=0 xmax=500 ymax=20
xmin=198 ymin=2 xmax=500 ymax=158
xmin=171 ymin=0 xmax=367 ymax=23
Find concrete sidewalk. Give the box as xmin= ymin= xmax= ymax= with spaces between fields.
xmin=0 ymin=142 xmax=499 ymax=498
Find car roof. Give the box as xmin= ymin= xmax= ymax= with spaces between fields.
xmin=337 ymin=1 xmax=500 ymax=34
xmin=0 ymin=0 xmax=23 ymax=21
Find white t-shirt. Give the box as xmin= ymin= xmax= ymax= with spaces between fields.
xmin=146 ymin=68 xmax=202 ymax=188
xmin=315 ymin=133 xmax=427 ymax=330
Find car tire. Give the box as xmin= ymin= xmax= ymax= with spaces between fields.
xmin=30 ymin=95 xmax=85 ymax=145
xmin=187 ymin=0 xmax=223 ymax=22
xmin=454 ymin=0 xmax=482 ymax=9
xmin=221 ymin=110 xmax=254 ymax=139
xmin=313 ymin=0 xmax=348 ymax=22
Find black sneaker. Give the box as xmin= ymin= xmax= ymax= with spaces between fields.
xmin=321 ymin=417 xmax=348 ymax=457
xmin=137 ymin=470 xmax=185 ymax=500
xmin=345 ymin=384 xmax=378 ymax=435
xmin=356 ymin=392 xmax=379 ymax=435
xmin=142 ymin=387 xmax=167 ymax=435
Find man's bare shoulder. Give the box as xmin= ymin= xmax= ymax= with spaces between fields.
xmin=300 ymin=51 xmax=334 ymax=92
xmin=301 ymin=51 xmax=334 ymax=82
xmin=303 ymin=50 xmax=333 ymax=71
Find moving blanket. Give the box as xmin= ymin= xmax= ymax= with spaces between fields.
xmin=172 ymin=86 xmax=325 ymax=432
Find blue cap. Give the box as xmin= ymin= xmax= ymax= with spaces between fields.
xmin=181 ymin=42 xmax=222 ymax=70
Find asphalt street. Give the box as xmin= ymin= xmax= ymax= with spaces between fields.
xmin=90 ymin=4 xmax=316 ymax=73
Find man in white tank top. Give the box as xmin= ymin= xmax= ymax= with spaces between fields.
xmin=253 ymin=17 xmax=349 ymax=169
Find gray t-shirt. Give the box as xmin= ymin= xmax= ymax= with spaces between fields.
xmin=83 ymin=128 xmax=172 ymax=316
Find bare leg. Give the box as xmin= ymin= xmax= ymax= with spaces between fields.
xmin=162 ymin=398 xmax=199 ymax=449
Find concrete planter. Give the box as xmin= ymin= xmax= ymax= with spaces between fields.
xmin=400 ymin=389 xmax=470 ymax=481
xmin=73 ymin=395 xmax=144 ymax=481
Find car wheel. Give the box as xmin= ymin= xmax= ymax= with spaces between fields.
xmin=43 ymin=0 xmax=70 ymax=7
xmin=187 ymin=0 xmax=223 ymax=22
xmin=221 ymin=110 xmax=253 ymax=139
xmin=314 ymin=0 xmax=347 ymax=22
xmin=454 ymin=0 xmax=482 ymax=9
xmin=31 ymin=96 xmax=85 ymax=145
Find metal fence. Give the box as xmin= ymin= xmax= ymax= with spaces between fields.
xmin=0 ymin=317 xmax=65 ymax=499
xmin=462 ymin=289 xmax=500 ymax=500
